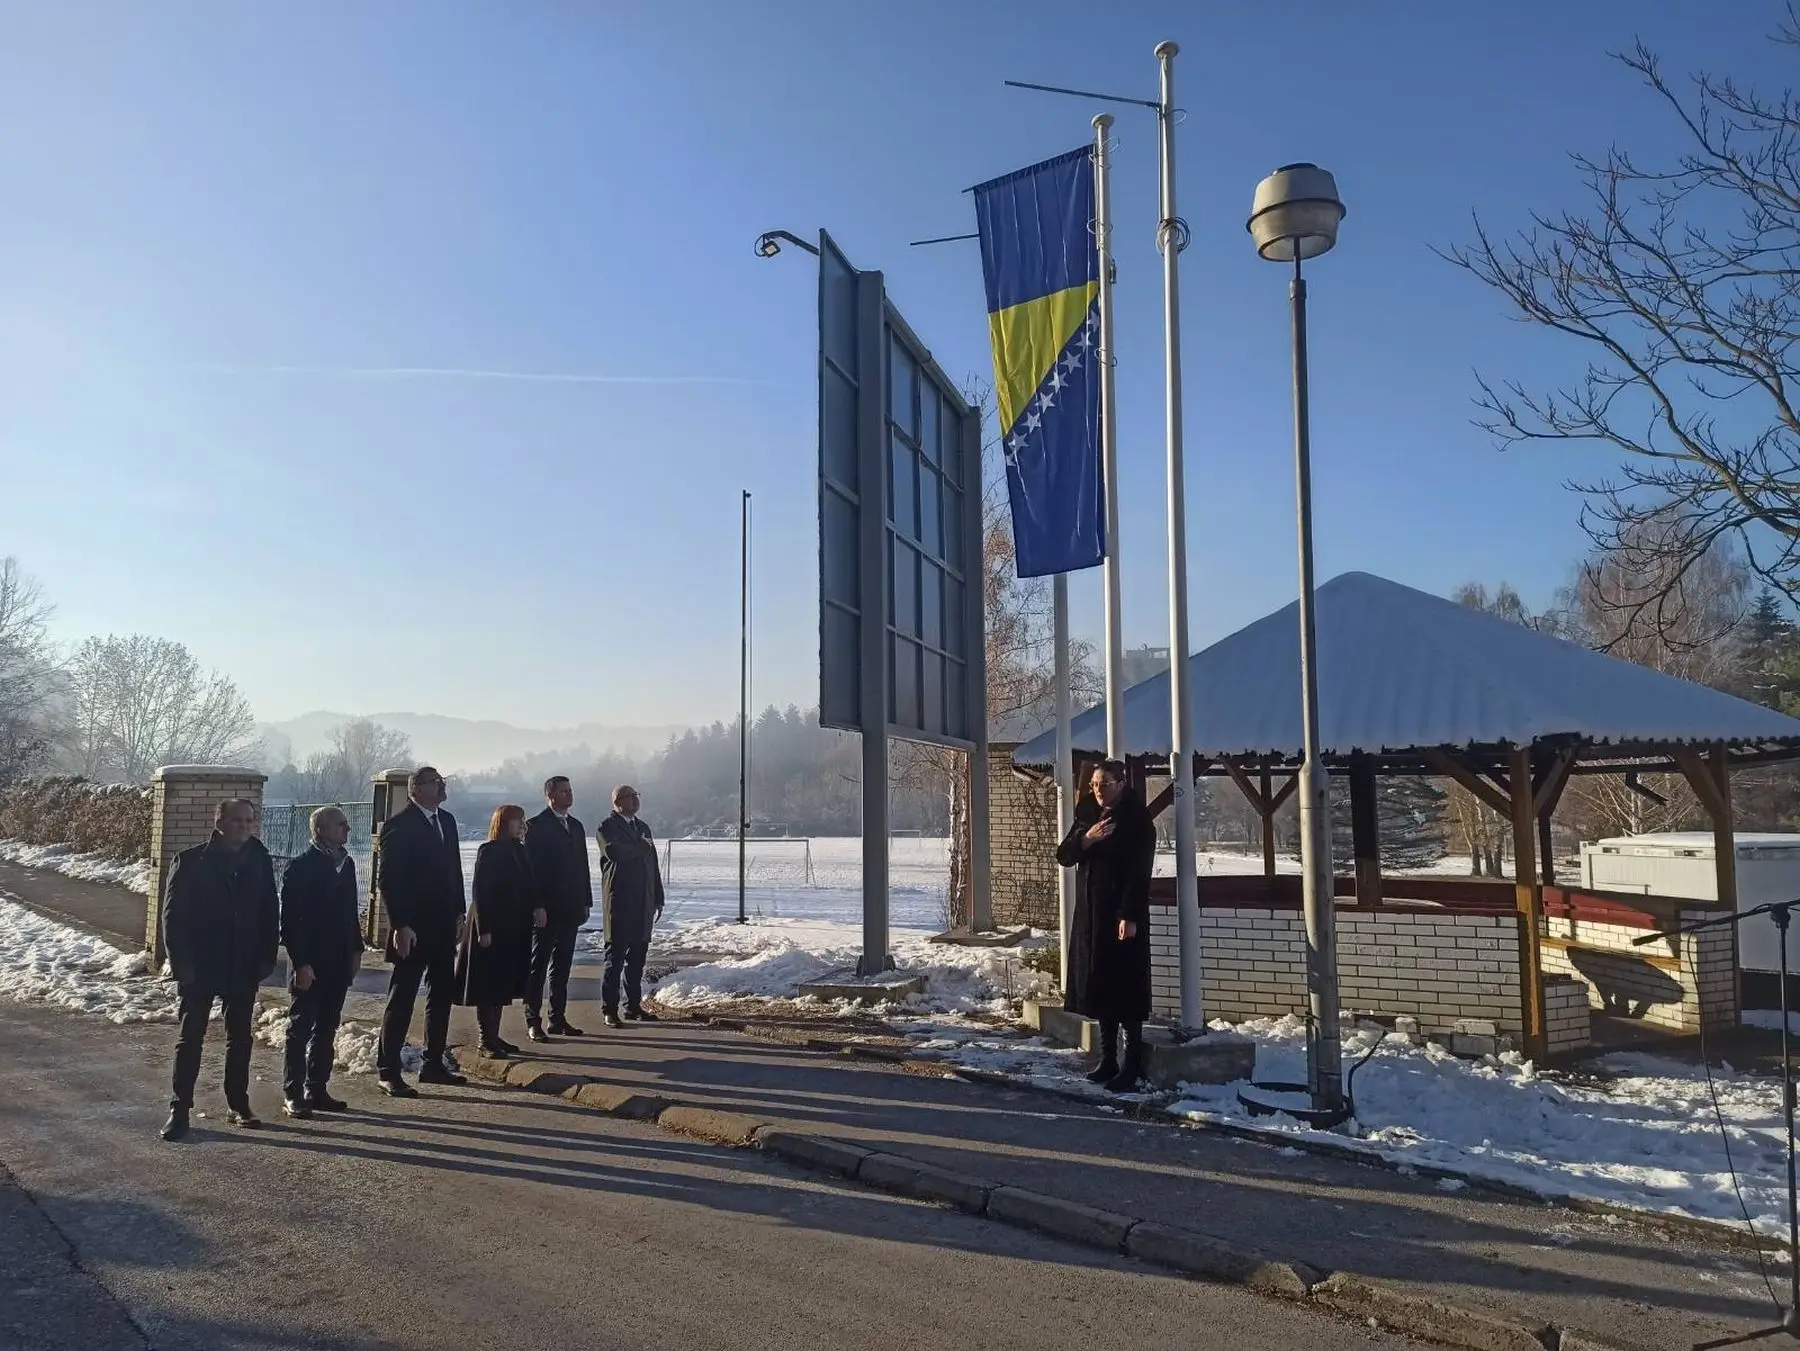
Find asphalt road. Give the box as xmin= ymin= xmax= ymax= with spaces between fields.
xmin=0 ymin=1002 xmax=1420 ymax=1351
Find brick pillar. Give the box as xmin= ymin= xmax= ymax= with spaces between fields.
xmin=145 ymin=765 xmax=268 ymax=964
xmin=363 ymin=767 xmax=413 ymax=946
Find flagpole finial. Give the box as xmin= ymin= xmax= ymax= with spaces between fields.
xmin=1155 ymin=40 xmax=1179 ymax=59
xmin=1093 ymin=112 xmax=1114 ymax=131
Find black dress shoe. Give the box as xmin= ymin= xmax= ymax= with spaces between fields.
xmin=226 ymin=1107 xmax=262 ymax=1128
xmin=603 ymin=1012 xmax=625 ymax=1029
xmin=418 ymin=1060 xmax=467 ymax=1087
xmin=623 ymin=1008 xmax=659 ymax=1023
xmin=526 ymin=1025 xmax=551 ymax=1044
xmin=547 ymin=1020 xmax=584 ymax=1037
xmin=282 ymin=1098 xmax=312 ymax=1120
xmin=479 ymin=1043 xmax=513 ymax=1060
xmin=495 ymin=1037 xmax=522 ymax=1054
xmin=307 ymin=1091 xmax=350 ymax=1113
xmin=160 ymin=1107 xmax=189 ymax=1142
xmin=1085 ymin=1062 xmax=1120 ymax=1085
xmin=378 ymin=1077 xmax=419 ymax=1099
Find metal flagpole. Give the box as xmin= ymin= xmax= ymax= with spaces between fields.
xmin=738 ymin=489 xmax=751 ymax=925
xmin=1054 ymin=574 xmax=1075 ymax=992
xmin=1156 ymin=41 xmax=1203 ymax=1030
xmin=1093 ymin=113 xmax=1126 ymax=758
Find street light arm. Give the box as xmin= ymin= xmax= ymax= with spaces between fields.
xmin=754 ymin=230 xmax=819 ymax=259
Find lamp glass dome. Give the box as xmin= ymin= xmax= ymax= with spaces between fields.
xmin=1247 ymin=163 xmax=1345 ymax=263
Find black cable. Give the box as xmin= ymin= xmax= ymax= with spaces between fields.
xmin=1688 ymin=936 xmax=1783 ymax=1316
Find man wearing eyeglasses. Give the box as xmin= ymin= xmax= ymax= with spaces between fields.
xmin=375 ymin=766 xmax=468 ymax=1096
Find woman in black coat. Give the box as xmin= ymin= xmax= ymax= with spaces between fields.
xmin=1055 ymin=758 xmax=1156 ymax=1092
xmin=455 ymin=804 xmax=540 ymax=1059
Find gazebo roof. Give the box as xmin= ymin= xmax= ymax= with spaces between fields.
xmin=1013 ymin=571 xmax=1800 ymax=768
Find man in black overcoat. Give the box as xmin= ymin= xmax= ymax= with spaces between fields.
xmin=375 ymin=766 xmax=467 ymax=1096
xmin=161 ymin=797 xmax=280 ymax=1140
xmin=1055 ymin=759 xmax=1156 ymax=1092
xmin=597 ymin=784 xmax=663 ymax=1029
xmin=523 ymin=774 xmax=593 ymax=1041
xmin=279 ymin=805 xmax=366 ymax=1118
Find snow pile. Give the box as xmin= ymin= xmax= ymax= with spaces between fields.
xmin=252 ymin=1003 xmax=421 ymax=1076
xmin=650 ymin=915 xmax=1055 ymax=1015
xmin=0 ymin=839 xmax=151 ymax=893
xmin=0 ymin=893 xmax=178 ymax=1023
xmin=1169 ymin=1015 xmax=1798 ymax=1235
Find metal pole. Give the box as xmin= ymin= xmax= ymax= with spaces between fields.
xmin=1054 ymin=573 xmax=1075 ymax=992
xmin=1291 ymin=256 xmax=1342 ymax=1111
xmin=856 ymin=271 xmax=892 ymax=975
xmin=738 ymin=489 xmax=750 ymax=925
xmin=1156 ymin=41 xmax=1203 ymax=1031
xmin=1781 ymin=906 xmax=1799 ymax=1318
xmin=1093 ymin=113 xmax=1126 ymax=758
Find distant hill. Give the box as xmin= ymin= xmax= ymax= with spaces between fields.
xmin=259 ymin=711 xmax=691 ymax=774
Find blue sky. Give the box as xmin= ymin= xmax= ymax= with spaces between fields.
xmin=0 ymin=2 xmax=1786 ymax=730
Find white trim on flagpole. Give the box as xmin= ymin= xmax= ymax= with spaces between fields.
xmin=1093 ymin=114 xmax=1126 ymax=759
xmin=1156 ymin=41 xmax=1204 ymax=1031
xmin=1053 ymin=572 xmax=1075 ymax=994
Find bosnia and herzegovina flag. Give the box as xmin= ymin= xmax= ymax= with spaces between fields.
xmin=972 ymin=146 xmax=1105 ymax=579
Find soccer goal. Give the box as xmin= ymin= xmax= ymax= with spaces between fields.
xmin=661 ymin=836 xmax=817 ymax=890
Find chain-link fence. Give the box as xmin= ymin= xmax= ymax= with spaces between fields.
xmin=259 ymin=800 xmax=375 ymax=872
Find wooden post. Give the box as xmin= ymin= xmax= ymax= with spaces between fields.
xmin=1509 ymin=745 xmax=1547 ymax=1060
xmin=1259 ymin=768 xmax=1276 ymax=877
xmin=1348 ymin=751 xmax=1381 ymax=908
xmin=1676 ymin=744 xmax=1741 ymax=1031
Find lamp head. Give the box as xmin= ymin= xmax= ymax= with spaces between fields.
xmin=1247 ymin=163 xmax=1345 ymax=263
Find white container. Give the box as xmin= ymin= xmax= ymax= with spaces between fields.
xmin=1580 ymin=832 xmax=1800 ymax=976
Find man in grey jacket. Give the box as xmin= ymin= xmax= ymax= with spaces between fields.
xmin=597 ymin=785 xmax=663 ymax=1029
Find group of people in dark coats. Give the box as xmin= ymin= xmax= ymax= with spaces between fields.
xmin=1055 ymin=757 xmax=1157 ymax=1093
xmin=158 ymin=768 xmax=666 ymax=1134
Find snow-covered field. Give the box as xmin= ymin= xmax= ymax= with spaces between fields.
xmin=0 ymin=839 xmax=151 ymax=893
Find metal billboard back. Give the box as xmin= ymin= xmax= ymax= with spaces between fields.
xmin=816 ymin=230 xmax=985 ymax=751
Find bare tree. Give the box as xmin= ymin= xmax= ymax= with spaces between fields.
xmin=64 ymin=634 xmax=258 ymax=783
xmin=1446 ymin=15 xmax=1800 ymax=630
xmin=0 ymin=558 xmax=59 ymax=786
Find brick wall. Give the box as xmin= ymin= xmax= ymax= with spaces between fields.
xmin=145 ymin=765 xmax=268 ymax=963
xmin=1541 ymin=911 xmax=1734 ymax=1034
xmin=986 ymin=743 xmax=1060 ymax=931
xmin=1545 ymin=974 xmax=1592 ymax=1055
xmin=1149 ymin=904 xmax=1525 ymax=1035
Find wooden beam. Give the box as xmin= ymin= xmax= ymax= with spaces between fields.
xmin=1510 ymin=745 xmax=1548 ymax=1061
xmin=1532 ymin=745 xmax=1578 ymax=817
xmin=1349 ymin=751 xmax=1382 ymax=909
xmin=1146 ymin=783 xmax=1174 ymax=820
xmin=1422 ymin=748 xmax=1511 ymax=817
xmin=1223 ymin=760 xmax=1270 ymax=814
xmin=1268 ymin=774 xmax=1299 ymax=815
xmin=1259 ymin=768 xmax=1276 ymax=878
xmin=1674 ymin=747 xmax=1729 ymax=824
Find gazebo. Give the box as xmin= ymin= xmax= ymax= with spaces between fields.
xmin=1012 ymin=572 xmax=1800 ymax=1057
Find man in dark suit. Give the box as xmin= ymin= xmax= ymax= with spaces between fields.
xmin=523 ymin=774 xmax=593 ymax=1042
xmin=375 ymin=766 xmax=468 ymax=1096
xmin=597 ymin=784 xmax=663 ymax=1029
xmin=279 ymin=805 xmax=367 ymax=1118
xmin=161 ymin=798 xmax=280 ymax=1141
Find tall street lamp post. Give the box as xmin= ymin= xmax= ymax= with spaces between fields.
xmin=1247 ymin=163 xmax=1347 ymax=1113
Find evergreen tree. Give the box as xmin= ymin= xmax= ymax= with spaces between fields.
xmin=1330 ymin=776 xmax=1449 ymax=872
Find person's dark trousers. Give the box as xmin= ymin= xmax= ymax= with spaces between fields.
xmin=601 ymin=939 xmax=649 ymax=1014
xmin=378 ymin=940 xmax=455 ymax=1078
xmin=476 ymin=1005 xmax=502 ymax=1047
xmin=524 ymin=920 xmax=581 ymax=1028
xmin=170 ymin=985 xmax=256 ymax=1110
xmin=284 ymin=981 xmax=350 ymax=1102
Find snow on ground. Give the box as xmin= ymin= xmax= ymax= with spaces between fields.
xmin=1163 ymin=1017 xmax=1799 ymax=1237
xmin=251 ymin=1004 xmax=421 ymax=1077
xmin=650 ymin=915 xmax=1056 ymax=1016
xmin=0 ymin=839 xmax=151 ymax=893
xmin=0 ymin=892 xmax=176 ymax=1023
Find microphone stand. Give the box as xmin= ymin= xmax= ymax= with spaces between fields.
xmin=1639 ymin=900 xmax=1800 ymax=1348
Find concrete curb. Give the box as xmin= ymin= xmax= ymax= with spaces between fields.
xmin=448 ymin=1040 xmax=1706 ymax=1351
